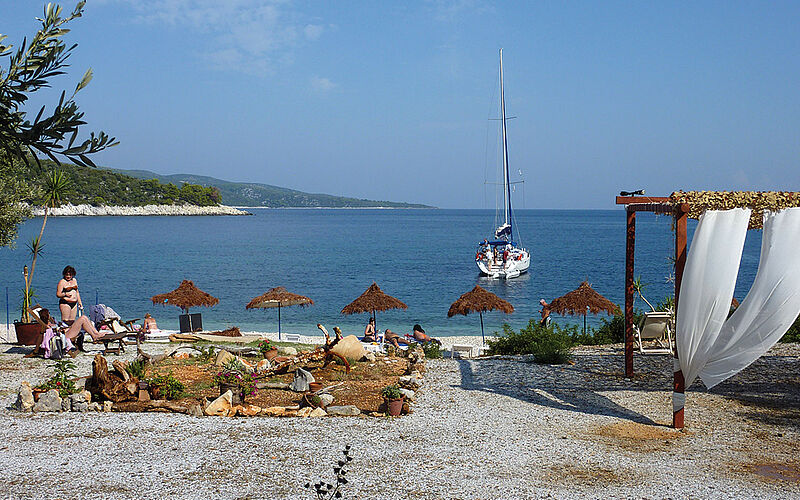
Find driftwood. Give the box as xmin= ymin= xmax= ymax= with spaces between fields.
xmin=113 ymin=400 xmax=191 ymax=413
xmin=254 ymin=324 xmax=350 ymax=377
xmin=85 ymin=354 xmax=139 ymax=403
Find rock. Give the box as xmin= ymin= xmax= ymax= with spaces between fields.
xmin=257 ymin=381 xmax=289 ymax=390
xmin=331 ymin=335 xmax=368 ymax=362
xmin=215 ymin=350 xmax=235 ymax=367
xmin=205 ymin=390 xmax=233 ymax=416
xmin=363 ymin=352 xmax=376 ymax=363
xmin=103 ymin=401 xmax=113 ymax=412
xmin=187 ymin=404 xmax=204 ymax=417
xmin=309 ymin=407 xmax=327 ymax=417
xmin=61 ymin=397 xmax=72 ymax=412
xmin=277 ymin=346 xmax=297 ymax=356
xmin=289 ymin=368 xmax=314 ymax=392
xmin=138 ymin=389 xmax=151 ymax=402
xmin=83 ymin=390 xmax=92 ymax=403
xmin=33 ymin=389 xmax=62 ymax=412
xmin=399 ymin=388 xmax=415 ymax=401
xmin=174 ymin=352 xmax=190 ymax=360
xmin=228 ymin=405 xmax=243 ymax=417
xmin=297 ymin=407 xmax=313 ymax=418
xmin=69 ymin=393 xmax=89 ymax=412
xmin=237 ymin=356 xmax=255 ymax=373
xmin=239 ymin=404 xmax=261 ymax=417
xmin=256 ymin=359 xmax=272 ymax=371
xmin=398 ymin=376 xmax=423 ymax=390
xmin=13 ymin=382 xmax=34 ymax=412
xmin=261 ymin=406 xmax=286 ymax=417
xmin=88 ymin=402 xmax=102 ymax=411
xmin=319 ymin=394 xmax=335 ymax=407
xmin=402 ymin=401 xmax=412 ymax=415
xmin=326 ymin=405 xmax=361 ymax=416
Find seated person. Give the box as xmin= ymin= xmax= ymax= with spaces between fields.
xmin=40 ymin=308 xmax=107 ymax=352
xmin=411 ymin=324 xmax=441 ymax=345
xmin=383 ymin=328 xmax=410 ymax=348
xmin=361 ymin=317 xmax=377 ymax=342
xmin=143 ymin=313 xmax=159 ymax=333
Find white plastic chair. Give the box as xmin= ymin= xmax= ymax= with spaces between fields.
xmin=633 ymin=311 xmax=674 ymax=354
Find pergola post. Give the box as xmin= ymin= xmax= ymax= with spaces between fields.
xmin=624 ymin=208 xmax=636 ymax=378
xmin=672 ymin=204 xmax=689 ymax=429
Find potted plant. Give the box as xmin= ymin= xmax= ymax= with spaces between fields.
xmin=381 ymin=384 xmax=404 ymax=416
xmin=213 ymin=359 xmax=257 ymax=405
xmin=257 ymin=339 xmax=278 ymax=360
xmin=35 ymin=359 xmax=80 ymax=400
xmin=15 ymin=170 xmax=70 ymax=344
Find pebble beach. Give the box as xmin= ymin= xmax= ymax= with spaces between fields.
xmin=1 ymin=334 xmax=799 ymax=499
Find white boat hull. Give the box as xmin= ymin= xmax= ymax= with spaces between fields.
xmin=476 ymin=249 xmax=530 ymax=279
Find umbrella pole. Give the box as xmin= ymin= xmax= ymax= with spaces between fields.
xmin=584 ymin=313 xmax=586 ymax=336
xmin=278 ymin=305 xmax=281 ymax=341
xmin=480 ymin=312 xmax=485 ymax=346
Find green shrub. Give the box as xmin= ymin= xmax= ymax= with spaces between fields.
xmin=126 ymin=358 xmax=147 ymax=379
xmin=487 ymin=320 xmax=575 ymax=364
xmin=780 ymin=313 xmax=800 ymax=343
xmin=148 ymin=372 xmax=185 ymax=400
xmin=381 ymin=384 xmax=402 ymax=400
xmin=422 ymin=342 xmax=442 ymax=359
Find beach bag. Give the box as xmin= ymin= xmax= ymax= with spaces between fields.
xmin=48 ymin=335 xmax=65 ymax=360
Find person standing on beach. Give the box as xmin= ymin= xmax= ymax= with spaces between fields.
xmin=539 ymin=299 xmax=551 ymax=327
xmin=56 ymin=265 xmax=82 ymax=324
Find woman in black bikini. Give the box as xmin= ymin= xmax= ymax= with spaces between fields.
xmin=56 ymin=265 xmax=82 ymax=323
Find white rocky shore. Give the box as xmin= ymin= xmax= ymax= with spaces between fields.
xmin=1 ymin=337 xmax=798 ymax=499
xmin=29 ymin=203 xmax=250 ymax=216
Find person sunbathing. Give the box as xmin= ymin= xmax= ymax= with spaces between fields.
xmin=143 ymin=313 xmax=159 ymax=333
xmin=40 ymin=308 xmax=106 ymax=346
xmin=383 ymin=329 xmax=409 ymax=348
xmin=362 ymin=317 xmax=377 ymax=342
xmin=411 ymin=324 xmax=441 ymax=345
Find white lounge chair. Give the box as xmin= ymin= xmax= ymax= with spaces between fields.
xmin=633 ymin=311 xmax=674 ymax=355
xmin=284 ymin=333 xmax=302 ymax=343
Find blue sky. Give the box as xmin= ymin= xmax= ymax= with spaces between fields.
xmin=3 ymin=1 xmax=799 ymax=208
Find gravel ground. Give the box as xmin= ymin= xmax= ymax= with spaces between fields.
xmin=1 ymin=340 xmax=799 ymax=499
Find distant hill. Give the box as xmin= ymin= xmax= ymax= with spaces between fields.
xmin=111 ymin=169 xmax=432 ymax=208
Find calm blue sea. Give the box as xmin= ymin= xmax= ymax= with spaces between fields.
xmin=0 ymin=209 xmax=762 ymax=338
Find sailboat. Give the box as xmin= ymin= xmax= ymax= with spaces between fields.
xmin=475 ymin=49 xmax=531 ymax=279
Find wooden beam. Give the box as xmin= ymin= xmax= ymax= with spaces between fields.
xmin=672 ymin=205 xmax=689 ymax=429
xmin=624 ymin=208 xmax=636 ymax=378
xmin=615 ymin=196 xmax=671 ymax=205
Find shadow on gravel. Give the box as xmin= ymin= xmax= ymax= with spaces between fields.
xmin=708 ymin=379 xmax=800 ymax=430
xmin=454 ymin=357 xmax=658 ymax=425
xmin=3 ymin=346 xmax=34 ymax=355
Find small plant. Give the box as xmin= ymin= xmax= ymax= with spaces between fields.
xmin=422 ymin=341 xmax=442 ymax=359
xmin=257 ymin=338 xmax=274 ymax=355
xmin=36 ymin=359 xmax=79 ymax=398
xmin=213 ymin=359 xmax=258 ymax=397
xmin=126 ymin=358 xmax=147 ymax=379
xmin=381 ymin=384 xmax=402 ymax=400
xmin=148 ymin=372 xmax=185 ymax=400
xmin=304 ymin=445 xmax=352 ymax=499
xmin=194 ymin=344 xmax=217 ymax=363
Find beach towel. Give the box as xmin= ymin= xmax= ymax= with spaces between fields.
xmin=40 ymin=327 xmax=74 ymax=359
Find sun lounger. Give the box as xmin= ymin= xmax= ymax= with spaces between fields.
xmin=633 ymin=311 xmax=674 ymax=355
xmin=450 ymin=344 xmax=474 ymax=359
xmin=284 ymin=333 xmax=302 ymax=343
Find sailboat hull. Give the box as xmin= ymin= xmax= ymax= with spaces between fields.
xmin=476 ymin=247 xmax=530 ymax=279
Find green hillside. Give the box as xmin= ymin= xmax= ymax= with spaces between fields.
xmin=111 ymin=169 xmax=432 ymax=208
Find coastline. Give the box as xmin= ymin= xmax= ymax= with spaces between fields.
xmin=29 ymin=203 xmax=251 ymax=216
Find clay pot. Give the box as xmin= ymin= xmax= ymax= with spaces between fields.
xmin=308 ymin=382 xmax=323 ymax=393
xmin=14 ymin=321 xmax=42 ymax=346
xmin=387 ymin=397 xmax=404 ymax=417
xmin=263 ymin=348 xmax=279 ymax=361
xmin=219 ymin=383 xmax=243 ymax=405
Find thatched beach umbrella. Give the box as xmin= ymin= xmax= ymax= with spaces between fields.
xmin=447 ymin=285 xmax=514 ymax=345
xmin=341 ymin=282 xmax=407 ymax=335
xmin=151 ymin=280 xmax=219 ymax=314
xmin=246 ymin=287 xmax=314 ymax=340
xmin=548 ymin=281 xmax=619 ymax=335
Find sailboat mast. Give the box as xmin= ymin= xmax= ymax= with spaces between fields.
xmin=499 ymin=48 xmax=513 ymax=240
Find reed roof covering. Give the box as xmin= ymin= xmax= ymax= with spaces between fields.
xmin=548 ymin=281 xmax=618 ymax=317
xmin=447 ymin=285 xmax=514 ymax=317
xmin=670 ymin=191 xmax=800 ymax=229
xmin=246 ymin=287 xmax=314 ymax=309
xmin=341 ymin=282 xmax=407 ymax=315
xmin=151 ymin=280 xmax=219 ymax=310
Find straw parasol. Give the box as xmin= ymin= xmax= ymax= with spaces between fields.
xmin=341 ymin=282 xmax=407 ymax=335
xmin=548 ymin=281 xmax=619 ymax=334
xmin=246 ymin=287 xmax=314 ymax=340
xmin=151 ymin=280 xmax=219 ymax=314
xmin=447 ymin=285 xmax=514 ymax=345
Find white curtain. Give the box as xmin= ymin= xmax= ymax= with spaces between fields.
xmin=700 ymin=208 xmax=800 ymax=388
xmin=676 ymin=209 xmax=751 ymax=387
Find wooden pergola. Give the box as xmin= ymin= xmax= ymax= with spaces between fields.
xmin=616 ymin=191 xmax=800 ymax=429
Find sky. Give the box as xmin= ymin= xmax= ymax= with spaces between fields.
xmin=2 ymin=0 xmax=799 ymax=208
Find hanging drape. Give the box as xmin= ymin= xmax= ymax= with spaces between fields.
xmin=677 ymin=207 xmax=800 ymax=389
xmin=700 ymin=207 xmax=800 ymax=388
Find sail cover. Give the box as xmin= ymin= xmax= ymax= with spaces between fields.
xmin=495 ymin=223 xmax=511 ymax=238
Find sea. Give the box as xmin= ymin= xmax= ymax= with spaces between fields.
xmin=0 ymin=209 xmax=763 ymax=338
